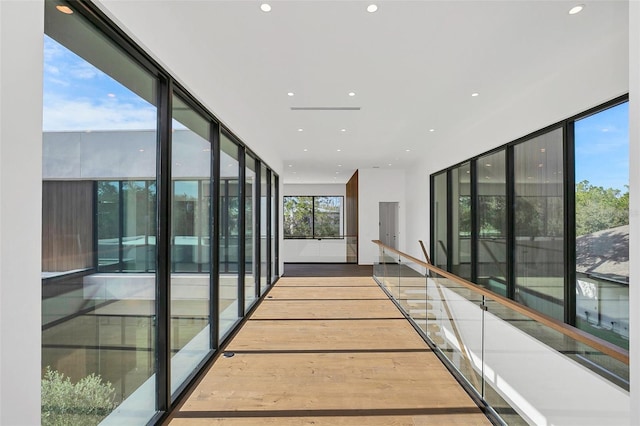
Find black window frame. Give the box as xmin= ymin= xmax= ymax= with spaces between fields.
xmin=283 ymin=195 xmax=345 ymax=239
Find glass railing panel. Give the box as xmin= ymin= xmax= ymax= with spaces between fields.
xmin=397 ymin=257 xmax=427 ymax=333
xmin=426 ymin=272 xmax=483 ymax=396
xmin=482 ymin=295 xmax=629 ymax=425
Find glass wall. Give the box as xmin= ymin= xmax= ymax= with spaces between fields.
xmin=42 ymin=1 xmax=280 ymax=422
xmin=170 ymin=93 xmax=212 ymax=394
xmin=432 ymin=172 xmax=448 ymax=269
xmin=451 ymin=163 xmax=471 ymax=280
xmin=271 ymin=175 xmax=278 ymax=282
xmin=513 ymin=128 xmax=564 ymax=321
xmin=574 ymin=102 xmax=629 ymax=347
xmin=42 ymin=0 xmax=158 ymax=422
xmin=260 ymin=165 xmax=269 ymax=293
xmin=431 ymin=97 xmax=628 ymax=346
xmin=220 ymin=133 xmax=241 ymax=337
xmin=245 ymin=155 xmax=258 ymax=309
xmin=476 ymin=150 xmax=507 ymax=296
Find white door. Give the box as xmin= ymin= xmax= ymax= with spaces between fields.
xmin=379 ymin=202 xmax=399 ymax=249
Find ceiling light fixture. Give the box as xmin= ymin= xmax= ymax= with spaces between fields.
xmin=429 ymin=129 xmax=435 ymax=132
xmin=348 ymin=92 xmax=356 ymax=97
xmin=569 ymin=4 xmax=584 ymax=15
xmin=405 ymin=149 xmax=410 ymax=152
xmin=471 ymin=92 xmax=480 ymax=97
xmin=287 ymin=92 xmax=294 ymax=97
xmin=288 ymin=164 xmax=293 ymax=167
xmin=297 ymin=128 xmax=303 ymax=132
xmin=56 ymin=5 xmax=74 ymax=14
xmin=337 ymin=149 xmax=342 ymax=152
xmin=303 ymin=149 xmax=308 ymax=152
xmin=367 ymin=4 xmax=378 ymax=13
xmin=340 ymin=129 xmax=346 ymax=132
xmin=260 ymin=3 xmax=272 ymax=12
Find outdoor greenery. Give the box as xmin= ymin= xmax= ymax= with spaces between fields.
xmin=284 ymin=196 xmax=342 ymax=238
xmin=576 ymin=180 xmax=629 ymax=236
xmin=41 ymin=366 xmax=117 ymax=426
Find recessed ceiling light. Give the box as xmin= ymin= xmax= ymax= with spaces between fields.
xmin=538 ymin=163 xmax=544 ymax=168
xmin=466 ymin=170 xmax=470 ymax=174
xmin=297 ymin=128 xmax=303 ymax=132
xmin=569 ymin=4 xmax=584 ymax=15
xmin=303 ymin=148 xmax=308 ymax=152
xmin=367 ymin=4 xmax=378 ymax=13
xmin=288 ymin=164 xmax=293 ymax=167
xmin=338 ymin=164 xmax=342 ymax=167
xmin=340 ymin=128 xmax=346 ymax=132
xmin=287 ymin=92 xmax=294 ymax=97
xmin=138 ymin=149 xmax=145 ymax=153
xmin=471 ymin=92 xmax=479 ymax=97
xmin=335 ymin=172 xmax=340 ymax=174
xmin=56 ymin=5 xmax=73 ymax=14
xmin=260 ymin=3 xmax=271 ymax=12
xmin=429 ymin=129 xmax=435 ymax=132
xmin=485 ymin=164 xmax=492 ymax=167
xmin=388 ymin=163 xmax=392 ymax=166
xmin=348 ymin=92 xmax=356 ymax=97
xmin=540 ymin=148 xmax=546 ymax=153
xmin=337 ymin=149 xmax=342 ymax=152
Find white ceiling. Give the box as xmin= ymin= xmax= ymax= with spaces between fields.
xmin=98 ymin=0 xmax=629 ymax=184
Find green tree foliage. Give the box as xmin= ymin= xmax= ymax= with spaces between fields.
xmin=284 ymin=196 xmax=313 ymax=237
xmin=41 ymin=366 xmax=117 ymax=426
xmin=314 ymin=197 xmax=341 ymax=237
xmin=576 ymin=180 xmax=629 ymax=236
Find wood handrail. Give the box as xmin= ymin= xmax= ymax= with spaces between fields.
xmin=372 ymin=239 xmax=629 ymax=365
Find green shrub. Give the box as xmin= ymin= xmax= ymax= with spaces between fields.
xmin=41 ymin=366 xmax=117 ymax=426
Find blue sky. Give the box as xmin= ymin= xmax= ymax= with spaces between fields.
xmin=575 ymin=102 xmax=629 ymax=192
xmin=43 ymin=35 xmax=156 ymax=131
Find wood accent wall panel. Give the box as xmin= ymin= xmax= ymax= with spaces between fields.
xmin=42 ymin=181 xmax=94 ymax=272
xmin=345 ymin=170 xmax=359 ymax=263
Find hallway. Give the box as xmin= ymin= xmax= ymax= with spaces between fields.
xmin=166 ymin=276 xmax=490 ymax=425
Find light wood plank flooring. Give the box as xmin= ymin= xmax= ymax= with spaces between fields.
xmin=166 ymin=277 xmax=490 ymax=425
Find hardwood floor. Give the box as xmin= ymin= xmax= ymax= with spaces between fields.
xmin=283 ymin=263 xmax=373 ymax=277
xmin=166 ymin=277 xmax=490 ymax=425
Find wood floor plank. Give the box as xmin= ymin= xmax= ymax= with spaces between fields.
xmin=167 ymin=276 xmax=490 ymax=425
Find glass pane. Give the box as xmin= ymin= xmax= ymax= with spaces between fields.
xmin=271 ymin=175 xmax=278 ymax=282
xmin=42 ymin=0 xmax=158 ymax=421
xmin=283 ymin=196 xmax=313 ymax=238
xmin=575 ymin=102 xmax=629 ymax=348
xmin=245 ymin=156 xmax=257 ymax=309
xmin=313 ymin=196 xmax=343 ymax=238
xmin=514 ymin=128 xmax=564 ymax=321
xmin=260 ymin=165 xmax=269 ymax=294
xmin=477 ymin=151 xmax=507 ymax=295
xmin=220 ymin=134 xmax=241 ymax=338
xmin=170 ymin=94 xmax=212 ymax=395
xmin=451 ymin=163 xmax=471 ymax=280
xmin=433 ymin=172 xmax=448 ymax=269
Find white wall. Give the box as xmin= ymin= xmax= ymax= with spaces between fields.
xmin=629 ymin=1 xmax=640 ymax=424
xmin=358 ymin=168 xmax=406 ymax=265
xmin=284 ymin=183 xmax=345 ymax=197
xmin=0 ymin=1 xmax=44 ymax=424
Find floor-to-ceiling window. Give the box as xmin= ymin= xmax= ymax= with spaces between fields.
xmin=170 ymin=93 xmax=212 ymax=394
xmin=42 ymin=1 xmax=280 ymax=423
xmin=513 ymin=128 xmax=565 ymax=321
xmin=451 ymin=163 xmax=471 ymax=280
xmin=42 ymin=1 xmax=159 ymax=422
xmin=430 ymin=96 xmax=628 ymax=345
xmin=271 ymin=174 xmax=279 ymax=282
xmin=432 ymin=172 xmax=448 ymax=269
xmin=476 ymin=150 xmax=507 ymax=296
xmin=245 ymin=155 xmax=258 ymax=308
xmin=219 ymin=133 xmax=241 ymax=337
xmin=574 ymin=101 xmax=629 ymax=347
xmin=260 ymin=164 xmax=269 ymax=294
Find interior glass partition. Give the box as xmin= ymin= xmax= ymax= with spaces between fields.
xmin=451 ymin=163 xmax=471 ymax=280
xmin=219 ymin=134 xmax=241 ymax=338
xmin=42 ymin=1 xmax=158 ymax=422
xmin=513 ymin=128 xmax=565 ymax=321
xmin=169 ymin=93 xmax=212 ymax=395
xmin=245 ymin=155 xmax=258 ymax=308
xmin=476 ymin=150 xmax=507 ymax=295
xmin=432 ymin=172 xmax=448 ymax=269
xmin=574 ymin=101 xmax=629 ymax=348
